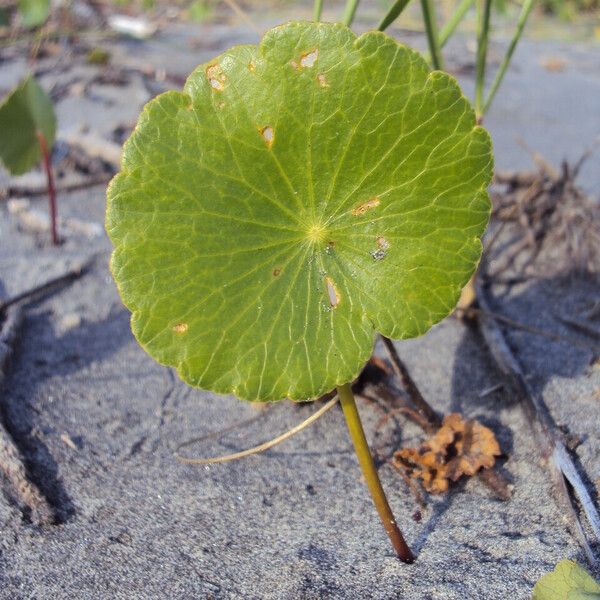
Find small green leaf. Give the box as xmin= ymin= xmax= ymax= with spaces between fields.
xmin=18 ymin=0 xmax=50 ymax=28
xmin=0 ymin=75 xmax=56 ymax=176
xmin=106 ymin=22 xmax=492 ymax=402
xmin=188 ymin=0 xmax=213 ymax=23
xmin=533 ymin=560 xmax=600 ymax=600
xmin=0 ymin=7 xmax=10 ymax=27
xmin=87 ymin=47 xmax=111 ymax=66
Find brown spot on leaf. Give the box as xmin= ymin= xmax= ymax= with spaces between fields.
xmin=376 ymin=236 xmax=389 ymax=251
xmin=248 ymin=61 xmax=256 ymax=72
xmin=393 ymin=413 xmax=501 ymax=494
xmin=173 ymin=322 xmax=189 ymax=334
xmin=351 ymin=197 xmax=380 ymax=216
xmin=272 ymin=268 xmax=281 ymax=277
xmin=317 ymin=73 xmax=329 ymax=88
xmin=206 ymin=64 xmax=226 ymax=91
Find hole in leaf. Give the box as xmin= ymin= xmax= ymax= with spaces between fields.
xmin=317 ymin=73 xmax=329 ymax=88
xmin=351 ymin=197 xmax=380 ymax=216
xmin=372 ymin=236 xmax=389 ymax=261
xmin=206 ymin=64 xmax=226 ymax=91
xmin=300 ymin=49 xmax=318 ymax=68
xmin=260 ymin=126 xmax=274 ymax=147
xmin=173 ymin=322 xmax=189 ymax=333
xmin=324 ymin=276 xmax=340 ymax=308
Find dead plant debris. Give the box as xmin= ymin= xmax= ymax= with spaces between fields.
xmin=490 ymin=150 xmax=600 ymax=278
xmin=392 ymin=413 xmax=501 ymax=495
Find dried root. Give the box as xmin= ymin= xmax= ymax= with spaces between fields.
xmin=490 ymin=151 xmax=600 ymax=278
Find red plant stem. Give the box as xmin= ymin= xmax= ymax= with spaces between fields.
xmin=36 ymin=131 xmax=58 ymax=245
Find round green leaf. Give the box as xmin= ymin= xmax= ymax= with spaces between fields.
xmin=106 ymin=21 xmax=492 ymax=402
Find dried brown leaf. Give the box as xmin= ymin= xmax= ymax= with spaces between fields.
xmin=393 ymin=413 xmax=501 ymax=495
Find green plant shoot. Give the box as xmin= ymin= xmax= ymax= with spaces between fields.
xmin=0 ymin=74 xmax=58 ymax=244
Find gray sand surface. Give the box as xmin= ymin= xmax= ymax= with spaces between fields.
xmin=1 ymin=15 xmax=599 ymax=599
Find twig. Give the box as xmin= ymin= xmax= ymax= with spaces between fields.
xmin=0 ymin=305 xmax=54 ymax=525
xmin=0 ymin=259 xmax=93 ymax=315
xmin=476 ymin=277 xmax=600 ymax=563
xmin=381 ymin=336 xmax=441 ymax=428
xmin=375 ymin=403 xmax=433 ymax=435
xmin=553 ymin=315 xmax=600 ymax=342
xmin=583 ymin=301 xmax=600 ymax=321
xmin=6 ymin=174 xmax=112 ymax=198
xmin=175 ymin=397 xmax=339 ymax=465
xmin=456 ymin=307 xmax=596 ymax=351
xmin=389 ymin=458 xmax=427 ymax=508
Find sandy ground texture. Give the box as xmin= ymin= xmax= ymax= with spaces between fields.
xmin=1 ymin=14 xmax=599 ymax=600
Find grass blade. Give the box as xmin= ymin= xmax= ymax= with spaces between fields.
xmin=482 ymin=0 xmax=535 ymax=116
xmin=313 ymin=0 xmax=323 ymax=21
xmin=420 ymin=0 xmax=444 ymax=70
xmin=342 ymin=0 xmax=360 ymax=26
xmin=439 ymin=0 xmax=475 ymax=47
xmin=475 ymin=0 xmax=493 ymax=119
xmin=377 ymin=0 xmax=413 ymax=32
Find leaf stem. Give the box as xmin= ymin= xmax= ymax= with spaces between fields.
xmin=439 ymin=0 xmax=474 ymax=47
xmin=481 ymin=0 xmax=534 ymax=116
xmin=342 ymin=0 xmax=360 ymax=26
xmin=475 ymin=0 xmax=492 ymax=120
xmin=36 ymin=131 xmax=58 ymax=245
xmin=377 ymin=0 xmax=412 ymax=32
xmin=313 ymin=0 xmax=323 ymax=21
xmin=420 ymin=0 xmax=444 ymax=70
xmin=337 ymin=382 xmax=414 ymax=563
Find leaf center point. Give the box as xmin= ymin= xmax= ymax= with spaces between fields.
xmin=306 ymin=222 xmax=327 ymax=244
